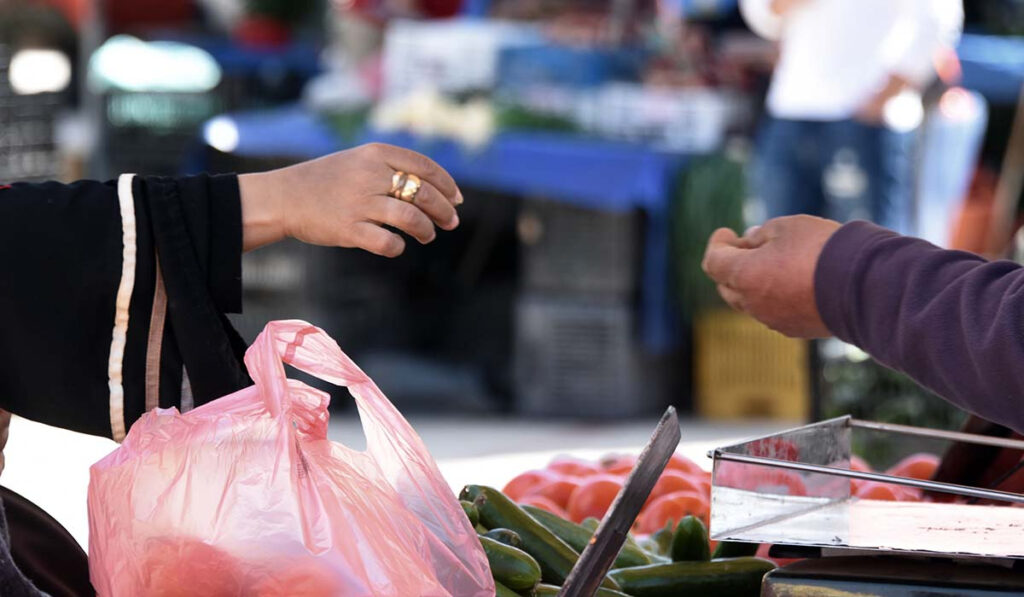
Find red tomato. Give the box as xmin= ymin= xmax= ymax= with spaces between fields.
xmin=503 ymin=470 xmax=558 ymax=501
xmin=141 ymin=537 xmax=244 ymax=597
xmin=717 ymin=463 xmax=808 ymax=497
xmin=566 ymin=475 xmax=623 ymax=523
xmin=849 ymin=455 xmax=873 ymax=473
xmin=898 ymin=485 xmax=923 ymax=501
xmin=886 ymin=453 xmax=940 ymax=481
xmin=636 ymin=490 xmax=709 ymax=534
xmin=530 ymin=476 xmax=582 ymax=510
xmin=749 ymin=438 xmax=800 ymax=462
xmin=665 ymin=453 xmax=707 ymax=477
xmin=694 ymin=472 xmax=713 ymax=496
xmin=519 ymin=494 xmax=569 ymax=518
xmin=854 ymin=481 xmax=914 ymax=501
xmin=548 ymin=456 xmax=601 ymax=478
xmin=600 ymin=453 xmax=637 ymax=476
xmin=646 ymin=470 xmax=707 ymax=507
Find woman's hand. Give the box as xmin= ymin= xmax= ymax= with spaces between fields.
xmin=238 ymin=143 xmax=464 ymax=256
xmin=702 ymin=215 xmax=840 ymax=338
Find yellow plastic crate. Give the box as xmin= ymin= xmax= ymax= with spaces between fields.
xmin=695 ymin=309 xmax=810 ymax=420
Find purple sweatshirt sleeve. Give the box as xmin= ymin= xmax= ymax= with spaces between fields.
xmin=815 ymin=221 xmax=1024 ymax=434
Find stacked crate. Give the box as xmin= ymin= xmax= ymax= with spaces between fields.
xmin=514 ymin=198 xmax=664 ymax=418
xmin=694 ymin=309 xmax=810 ymax=420
xmin=0 ymin=46 xmax=62 ymax=182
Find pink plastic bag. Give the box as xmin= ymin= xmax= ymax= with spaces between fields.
xmin=88 ymin=320 xmax=494 ymax=597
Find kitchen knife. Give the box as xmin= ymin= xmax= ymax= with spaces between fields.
xmin=557 ymin=406 xmax=681 ymax=597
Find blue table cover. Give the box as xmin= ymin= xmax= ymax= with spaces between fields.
xmin=958 ymin=33 xmax=1024 ymax=105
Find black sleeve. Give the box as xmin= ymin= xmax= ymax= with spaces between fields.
xmin=0 ymin=174 xmax=249 ymax=440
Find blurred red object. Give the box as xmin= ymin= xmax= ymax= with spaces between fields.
xmin=419 ymin=0 xmax=462 ymax=17
xmin=235 ymin=16 xmax=291 ymax=47
xmin=106 ymin=0 xmax=194 ymax=30
xmin=39 ymin=0 xmax=195 ymax=30
xmin=342 ymin=0 xmax=462 ymax=20
xmin=950 ymin=166 xmax=998 ymax=255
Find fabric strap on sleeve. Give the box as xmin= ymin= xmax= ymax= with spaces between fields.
xmin=108 ymin=173 xmax=137 ymax=441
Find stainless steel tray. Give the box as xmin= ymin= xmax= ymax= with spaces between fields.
xmin=708 ymin=416 xmax=1024 ymax=559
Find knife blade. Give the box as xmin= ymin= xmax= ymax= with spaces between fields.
xmin=557 ymin=406 xmax=681 ymax=597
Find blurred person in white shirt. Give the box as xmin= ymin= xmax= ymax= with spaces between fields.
xmin=740 ymin=0 xmax=963 ymax=230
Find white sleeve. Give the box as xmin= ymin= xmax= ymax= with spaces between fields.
xmin=739 ymin=0 xmax=784 ymax=41
xmin=889 ymin=0 xmax=963 ymax=87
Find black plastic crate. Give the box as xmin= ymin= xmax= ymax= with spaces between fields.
xmin=0 ymin=46 xmax=61 ymax=182
xmin=518 ymin=198 xmax=639 ymax=296
xmin=514 ymin=292 xmax=665 ymax=418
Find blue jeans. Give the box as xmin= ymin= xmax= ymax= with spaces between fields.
xmin=752 ymin=116 xmax=913 ymax=231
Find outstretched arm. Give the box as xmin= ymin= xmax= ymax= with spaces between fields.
xmin=703 ymin=216 xmax=1024 ymax=434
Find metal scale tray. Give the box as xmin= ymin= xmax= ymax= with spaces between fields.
xmin=708 ymin=416 xmax=1024 ymax=560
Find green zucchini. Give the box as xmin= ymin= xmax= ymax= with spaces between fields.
xmin=522 ymin=505 xmax=652 ymax=569
xmin=494 ymin=580 xmax=520 ymax=597
xmin=608 ymin=557 xmax=776 ymax=597
xmin=650 ymin=519 xmax=675 ymax=556
xmin=460 ymin=485 xmax=620 ymax=590
xmin=670 ymin=515 xmax=710 ymax=561
xmin=479 ymin=535 xmax=541 ymax=591
xmin=484 ymin=528 xmax=524 ymax=550
xmin=461 ymin=500 xmax=480 ymax=527
xmin=711 ymin=540 xmax=760 ymax=559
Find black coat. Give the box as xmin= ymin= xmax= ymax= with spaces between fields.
xmin=0 ymin=174 xmax=251 ymax=594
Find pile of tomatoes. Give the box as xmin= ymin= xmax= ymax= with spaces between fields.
xmin=849 ymin=452 xmax=941 ymax=501
xmin=502 ymin=450 xmax=945 ymax=540
xmin=502 ymin=452 xmax=713 ymax=535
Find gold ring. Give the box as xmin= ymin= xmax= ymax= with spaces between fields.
xmin=390 ymin=171 xmax=408 ymax=198
xmin=398 ymin=173 xmax=422 ymax=203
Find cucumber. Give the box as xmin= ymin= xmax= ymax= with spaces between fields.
xmin=479 ymin=535 xmax=541 ymax=591
xmin=532 ymin=584 xmax=631 ymax=596
xmin=494 ymin=581 xmax=520 ymax=597
xmin=461 ymin=500 xmax=480 ymax=527
xmin=580 ymin=516 xmax=641 ymax=550
xmin=485 ymin=528 xmax=524 ymax=550
xmin=670 ymin=516 xmax=710 ymax=561
xmin=461 ymin=485 xmax=620 ymax=590
xmin=581 ymin=516 xmax=641 ymax=550
xmin=650 ymin=519 xmax=675 ymax=556
xmin=711 ymin=540 xmax=760 ymax=559
xmin=522 ymin=505 xmax=652 ymax=569
xmin=475 ymin=523 xmax=489 ymax=534
xmin=636 ymin=536 xmax=660 ymax=555
xmin=608 ymin=557 xmax=776 ymax=597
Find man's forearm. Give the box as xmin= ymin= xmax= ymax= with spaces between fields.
xmin=815 ymin=222 xmax=1024 ymax=433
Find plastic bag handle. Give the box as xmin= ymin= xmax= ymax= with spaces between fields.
xmin=244 ymin=320 xmax=371 ymax=417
